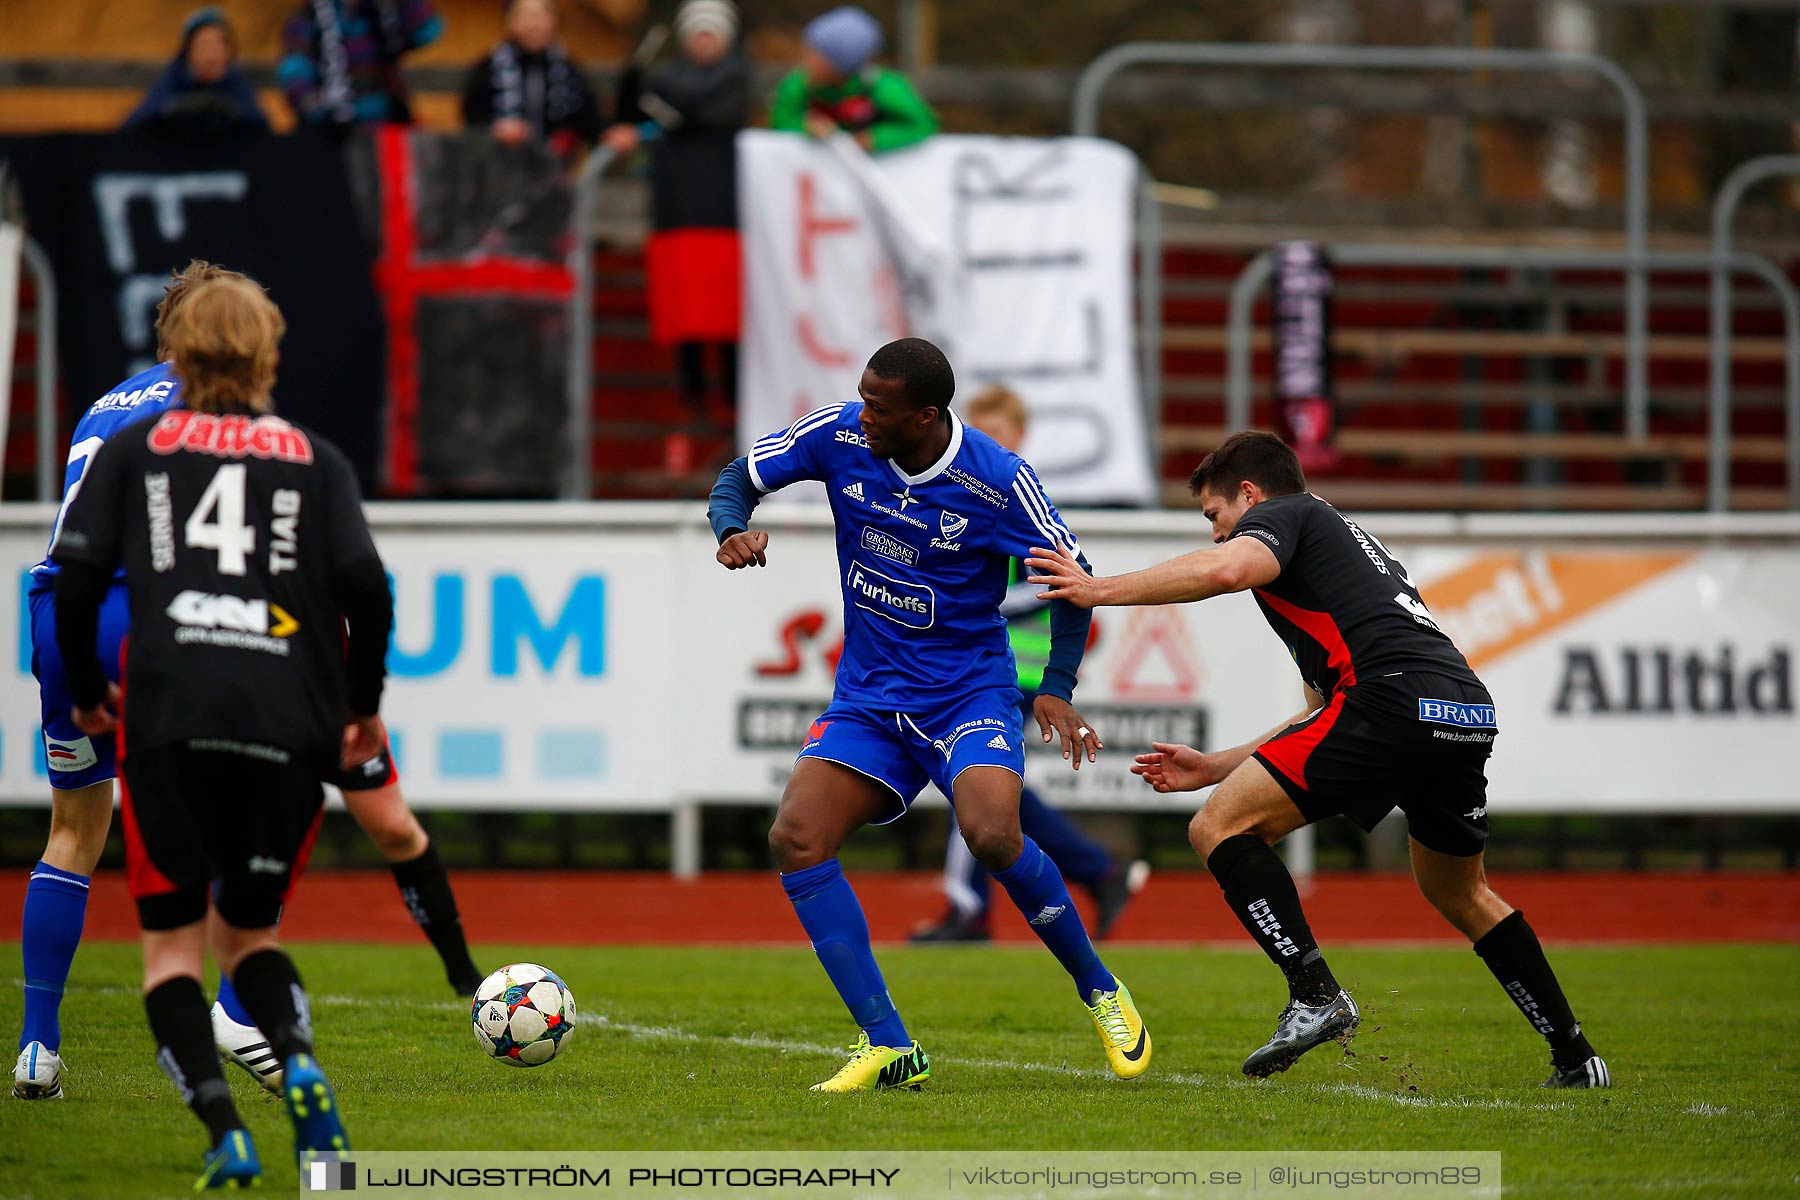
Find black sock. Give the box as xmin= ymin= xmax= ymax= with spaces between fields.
xmin=230 ymin=948 xmax=314 ymax=1062
xmin=1207 ymin=833 xmax=1340 ymax=1005
xmin=390 ymin=842 xmax=482 ymax=991
xmin=1473 ymin=910 xmax=1595 ymax=1070
xmin=144 ymin=976 xmax=242 ymax=1147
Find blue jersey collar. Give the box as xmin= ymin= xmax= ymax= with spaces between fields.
xmin=885 ymin=410 xmax=964 ymax=488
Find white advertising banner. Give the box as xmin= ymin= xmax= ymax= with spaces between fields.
xmin=0 ymin=506 xmax=1794 ymax=812
xmin=738 ymin=131 xmax=1155 ymax=507
xmin=686 ymin=512 xmax=1292 ymax=810
xmin=1406 ymin=545 xmax=1800 ymax=809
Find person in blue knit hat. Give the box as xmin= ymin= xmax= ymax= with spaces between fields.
xmin=769 ymin=5 xmax=936 ymax=154
xmin=125 ymin=8 xmax=269 ymax=134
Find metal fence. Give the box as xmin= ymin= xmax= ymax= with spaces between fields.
xmin=1222 ymin=244 xmax=1799 ymax=512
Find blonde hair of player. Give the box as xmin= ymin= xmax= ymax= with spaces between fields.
xmin=161 ymin=275 xmax=287 ymax=415
xmin=153 ymin=259 xmax=249 ymax=361
xmin=964 ymin=384 xmax=1028 ymax=452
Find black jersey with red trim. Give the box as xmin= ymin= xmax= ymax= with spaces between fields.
xmin=1228 ymin=492 xmax=1481 ymax=698
xmin=51 ymin=409 xmax=384 ymax=768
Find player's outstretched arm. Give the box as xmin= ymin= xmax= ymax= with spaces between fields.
xmin=1028 ymin=537 xmax=1281 ymax=608
xmin=708 ymin=456 xmax=772 ymax=569
xmin=337 ymin=555 xmax=394 ymax=768
xmin=1131 ymin=687 xmax=1324 ymax=792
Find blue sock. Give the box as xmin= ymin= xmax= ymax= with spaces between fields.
xmin=993 ymin=837 xmax=1116 ymax=1001
xmin=19 ymin=861 xmax=91 ymax=1051
xmin=214 ymin=970 xmax=255 ymax=1027
xmin=781 ymin=859 xmax=911 ymax=1049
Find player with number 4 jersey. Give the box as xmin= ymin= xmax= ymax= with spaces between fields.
xmin=15 ymin=264 xmax=480 ymax=1108
xmin=708 ymin=339 xmax=1149 ymax=1092
xmin=51 ymin=273 xmax=380 ymax=1187
xmin=1027 ymin=431 xmax=1608 ymax=1089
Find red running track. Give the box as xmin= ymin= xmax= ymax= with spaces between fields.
xmin=5 ymin=870 xmax=1796 ymax=945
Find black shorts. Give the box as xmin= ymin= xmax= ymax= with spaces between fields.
xmin=1252 ymin=672 xmax=1496 ymax=857
xmin=122 ymin=741 xmax=327 ymax=931
xmin=329 ymin=737 xmax=400 ymax=794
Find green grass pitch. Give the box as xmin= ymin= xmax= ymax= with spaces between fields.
xmin=2 ymin=941 xmax=1796 ymax=1198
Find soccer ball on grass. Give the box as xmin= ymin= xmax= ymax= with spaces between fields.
xmin=471 ymin=963 xmax=576 ymax=1067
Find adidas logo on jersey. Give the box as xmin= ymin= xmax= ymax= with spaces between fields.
xmin=987 ymin=734 xmax=1008 ymax=750
xmin=842 ymin=482 xmax=866 ymax=502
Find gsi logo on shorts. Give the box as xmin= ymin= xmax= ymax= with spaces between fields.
xmin=44 ymin=734 xmax=98 ymax=773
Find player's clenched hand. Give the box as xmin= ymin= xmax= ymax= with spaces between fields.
xmin=1033 ymin=695 xmax=1102 ymax=771
xmin=1026 ymin=544 xmax=1104 ymax=608
xmin=341 ymin=714 xmax=385 ymax=770
xmin=717 ymin=530 xmax=769 ymax=570
xmin=1130 ymin=742 xmax=1224 ymax=793
xmin=70 ymin=683 xmax=122 ymax=736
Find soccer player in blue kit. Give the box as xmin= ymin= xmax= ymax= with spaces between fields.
xmin=14 ymin=262 xmax=481 ymax=1102
xmin=707 ymin=338 xmax=1151 ymax=1091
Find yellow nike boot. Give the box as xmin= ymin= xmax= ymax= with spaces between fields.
xmin=1087 ymin=979 xmax=1151 ymax=1078
xmin=811 ymin=1033 xmax=931 ymax=1092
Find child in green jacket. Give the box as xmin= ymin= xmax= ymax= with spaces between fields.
xmin=769 ymin=5 xmax=937 ymax=154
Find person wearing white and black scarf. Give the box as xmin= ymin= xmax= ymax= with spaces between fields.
xmin=280 ymin=0 xmax=441 ymax=131
xmin=461 ymin=0 xmax=600 ymax=152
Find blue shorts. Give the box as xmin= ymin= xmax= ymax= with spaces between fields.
xmin=29 ymin=582 xmax=130 ymax=791
xmin=797 ymin=690 xmax=1027 ymax=824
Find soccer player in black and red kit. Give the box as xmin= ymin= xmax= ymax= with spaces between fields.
xmin=52 ymin=275 xmax=385 ymax=1186
xmin=1027 ymin=432 xmax=1608 ymax=1088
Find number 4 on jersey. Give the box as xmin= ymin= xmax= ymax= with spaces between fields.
xmin=185 ymin=464 xmax=255 ymax=576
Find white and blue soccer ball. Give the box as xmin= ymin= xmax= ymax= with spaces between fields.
xmin=471 ymin=963 xmax=576 ymax=1067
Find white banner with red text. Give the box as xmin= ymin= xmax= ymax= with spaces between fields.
xmin=737 ymin=130 xmax=1156 ymax=508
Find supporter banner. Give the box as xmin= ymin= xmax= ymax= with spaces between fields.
xmin=0 ymin=509 xmax=1793 ymax=811
xmin=366 ymin=129 xmax=574 ymax=497
xmin=738 ymin=131 xmax=1155 ymax=507
xmin=0 ymin=130 xmax=384 ymax=487
xmin=1271 ymin=240 xmax=1336 ymax=470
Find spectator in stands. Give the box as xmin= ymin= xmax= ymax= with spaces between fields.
xmin=124 ymin=8 xmax=269 ymax=135
xmin=604 ymin=0 xmax=750 ymax=417
xmin=770 ymin=5 xmax=936 ymax=154
xmin=279 ymin=0 xmax=443 ymax=134
xmin=461 ymin=0 xmax=602 ymax=155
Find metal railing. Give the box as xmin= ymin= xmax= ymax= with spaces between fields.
xmin=1710 ymin=155 xmax=1800 ymax=513
xmin=563 ymin=145 xmax=615 ymax=501
xmin=1224 ymin=244 xmax=1799 ymax=511
xmin=14 ymin=234 xmax=59 ymax=502
xmin=1134 ymin=162 xmax=1164 ymax=483
xmin=1072 ymin=41 xmax=1652 ymax=439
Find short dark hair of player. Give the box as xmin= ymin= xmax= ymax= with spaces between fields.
xmin=1189 ymin=431 xmax=1307 ymax=499
xmin=154 ymin=260 xmax=249 ymax=361
xmin=866 ymin=338 xmax=955 ymax=415
xmin=161 ymin=276 xmax=287 ymax=415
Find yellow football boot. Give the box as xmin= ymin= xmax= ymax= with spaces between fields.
xmin=810 ymin=1032 xmax=931 ymax=1092
xmin=1087 ymin=979 xmax=1151 ymax=1078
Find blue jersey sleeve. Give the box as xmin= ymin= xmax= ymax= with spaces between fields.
xmin=745 ymin=404 xmax=847 ymax=493
xmin=992 ymin=461 xmax=1081 ymax=560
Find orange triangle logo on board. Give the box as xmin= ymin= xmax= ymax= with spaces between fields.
xmin=1112 ymin=608 xmax=1203 ymax=700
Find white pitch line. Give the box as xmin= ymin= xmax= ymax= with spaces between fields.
xmin=20 ymin=977 xmax=1769 ymax=1119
